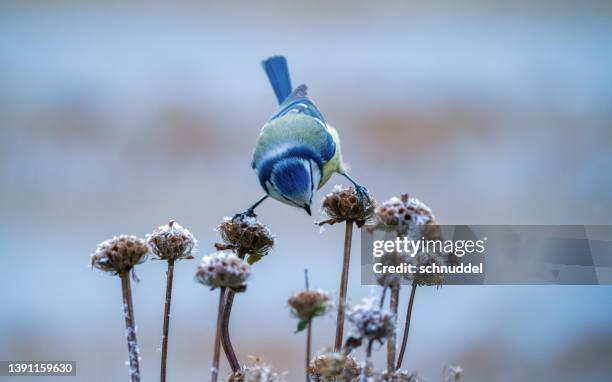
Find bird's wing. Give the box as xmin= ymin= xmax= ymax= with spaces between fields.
xmin=269 ymin=85 xmax=327 ymax=128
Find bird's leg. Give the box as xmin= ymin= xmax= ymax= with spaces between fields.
xmin=232 ymin=195 xmax=269 ymax=221
xmin=341 ymin=173 xmax=371 ymax=204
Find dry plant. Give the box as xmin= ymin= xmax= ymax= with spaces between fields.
xmin=147 ymin=220 xmax=197 ymax=382
xmin=90 ymin=235 xmax=150 ymax=382
xmin=288 ymin=270 xmax=332 ymax=381
xmin=213 ymin=215 xmax=275 ymax=374
xmin=89 ymin=192 xmax=464 ymax=382
xmin=196 ymin=251 xmax=251 ymax=381
xmin=317 ymin=186 xmax=375 ymax=351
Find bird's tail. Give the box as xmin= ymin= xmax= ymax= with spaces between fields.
xmin=262 ymin=56 xmax=292 ymax=104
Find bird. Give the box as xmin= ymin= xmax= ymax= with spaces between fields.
xmin=237 ymin=55 xmax=369 ymax=218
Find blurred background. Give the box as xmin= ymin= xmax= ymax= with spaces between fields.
xmin=1 ymin=1 xmax=612 ymax=381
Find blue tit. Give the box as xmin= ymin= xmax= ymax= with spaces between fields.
xmin=240 ymin=55 xmax=368 ymax=217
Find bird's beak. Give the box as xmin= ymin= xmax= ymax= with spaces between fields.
xmin=303 ymin=205 xmax=312 ymax=216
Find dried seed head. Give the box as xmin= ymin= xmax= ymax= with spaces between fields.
xmin=308 ymin=352 xmax=361 ymax=382
xmin=217 ymin=216 xmax=274 ymax=263
xmin=375 ymin=370 xmax=422 ymax=382
xmin=370 ymin=194 xmax=458 ymax=286
xmin=147 ymin=220 xmax=197 ymax=261
xmin=376 ymin=251 xmax=407 ymax=287
xmin=319 ymin=186 xmax=375 ymax=228
xmin=90 ymin=235 xmax=150 ymax=275
xmin=412 ymin=252 xmax=445 ymax=286
xmin=226 ymin=357 xmax=286 ymax=382
xmin=288 ymin=289 xmax=331 ymax=325
xmin=195 ymin=252 xmax=251 ymax=292
xmin=225 ymin=367 xmax=285 ymax=382
xmin=372 ymin=194 xmax=435 ymax=235
xmin=347 ymin=299 xmax=395 ymax=347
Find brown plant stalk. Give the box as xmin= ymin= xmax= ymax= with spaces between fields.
xmin=211 ymin=287 xmax=226 ymax=382
xmin=221 ymin=288 xmax=240 ymax=372
xmin=334 ymin=220 xmax=354 ymax=351
xmin=304 ymin=269 xmax=311 ymax=382
xmin=159 ymin=259 xmax=175 ymax=382
xmin=387 ymin=285 xmax=400 ymax=373
xmin=120 ymin=271 xmax=141 ymax=382
xmin=306 ymin=321 xmax=312 ymax=382
xmin=396 ymin=282 xmax=417 ymax=370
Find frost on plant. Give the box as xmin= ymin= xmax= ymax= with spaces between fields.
xmin=346 ymin=298 xmax=395 ymax=349
xmin=373 ymin=370 xmax=422 ymax=382
xmin=369 ymin=194 xmax=459 ymax=286
xmin=225 ymin=356 xmax=286 ymax=382
xmin=318 ymin=185 xmax=376 ymax=227
xmin=90 ymin=235 xmax=150 ymax=275
xmin=147 ymin=220 xmax=197 ymax=261
xmin=216 ymin=215 xmax=274 ymax=264
xmin=317 ymin=185 xmax=376 ymax=228
xmin=308 ymin=351 xmax=362 ymax=382
xmin=195 ymin=251 xmax=251 ymax=292
xmin=444 ymin=365 xmax=464 ymax=382
xmin=370 ymin=194 xmax=436 ymax=237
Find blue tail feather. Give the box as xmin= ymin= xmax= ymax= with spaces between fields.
xmin=262 ymin=56 xmax=292 ymax=104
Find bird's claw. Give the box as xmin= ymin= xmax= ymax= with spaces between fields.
xmin=232 ymin=209 xmax=256 ymax=222
xmin=354 ymin=184 xmax=371 ymax=205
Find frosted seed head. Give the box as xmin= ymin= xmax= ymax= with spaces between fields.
xmin=90 ymin=235 xmax=150 ymax=275
xmin=371 ymin=194 xmax=436 ymax=235
xmin=225 ymin=357 xmax=286 ymax=382
xmin=346 ymin=298 xmax=395 ymax=346
xmin=217 ymin=216 xmax=274 ymax=263
xmin=374 ymin=370 xmax=422 ymax=382
xmin=195 ymin=251 xmax=251 ymax=292
xmin=147 ymin=220 xmax=197 ymax=261
xmin=376 ymin=251 xmax=408 ymax=287
xmin=308 ymin=352 xmax=361 ymax=382
xmin=318 ymin=186 xmax=376 ymax=228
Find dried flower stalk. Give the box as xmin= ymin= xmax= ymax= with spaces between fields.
xmin=148 ymin=220 xmax=197 ymax=382
xmin=90 ymin=235 xmax=149 ymax=382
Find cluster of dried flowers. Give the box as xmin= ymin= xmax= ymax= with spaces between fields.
xmin=313 ymin=188 xmax=463 ymax=381
xmin=90 ymin=187 xmax=464 ymax=382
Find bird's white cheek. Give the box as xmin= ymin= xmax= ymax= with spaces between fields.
xmin=310 ymin=162 xmax=322 ymax=193
xmin=265 ymin=180 xmax=297 ymax=207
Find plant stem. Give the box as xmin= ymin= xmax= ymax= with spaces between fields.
xmin=211 ymin=287 xmax=226 ymax=382
xmin=387 ymin=285 xmax=400 ymax=373
xmin=396 ymin=282 xmax=417 ymax=370
xmin=306 ymin=321 xmax=312 ymax=382
xmin=304 ymin=268 xmax=311 ymax=382
xmin=360 ymin=340 xmax=374 ymax=382
xmin=159 ymin=259 xmax=175 ymax=382
xmin=334 ymin=220 xmax=354 ymax=351
xmin=220 ymin=289 xmax=240 ymax=372
xmin=120 ymin=271 xmax=141 ymax=382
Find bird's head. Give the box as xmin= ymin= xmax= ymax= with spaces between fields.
xmin=264 ymin=156 xmax=321 ymax=215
